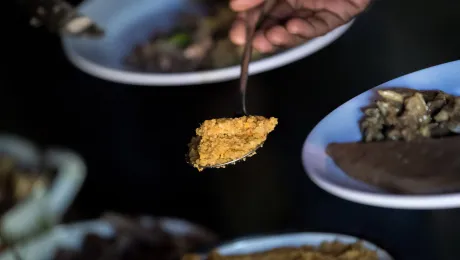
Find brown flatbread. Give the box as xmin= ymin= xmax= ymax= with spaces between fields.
xmin=326 ymin=136 xmax=460 ymax=194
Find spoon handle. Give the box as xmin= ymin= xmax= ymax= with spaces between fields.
xmin=239 ymin=0 xmax=278 ymax=115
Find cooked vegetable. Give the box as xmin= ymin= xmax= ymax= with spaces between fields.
xmin=125 ymin=1 xmax=307 ymax=73
xmin=361 ymin=89 xmax=460 ymax=142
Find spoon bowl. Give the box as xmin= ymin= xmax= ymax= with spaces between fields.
xmin=186 ymin=1 xmax=277 ymax=170
xmin=188 ymin=142 xmax=264 ymax=170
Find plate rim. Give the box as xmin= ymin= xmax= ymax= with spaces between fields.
xmin=301 ymin=60 xmax=460 ymax=209
xmin=215 ymin=232 xmax=393 ymax=260
xmin=0 ymin=216 xmax=217 ymax=260
xmin=0 ymin=134 xmax=86 ymax=244
xmin=61 ymin=20 xmax=354 ymax=86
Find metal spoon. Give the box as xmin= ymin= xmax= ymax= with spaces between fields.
xmin=189 ymin=0 xmax=277 ymax=169
xmin=239 ymin=0 xmax=278 ymax=116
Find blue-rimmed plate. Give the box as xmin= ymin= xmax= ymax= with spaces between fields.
xmin=302 ymin=60 xmax=460 ymax=209
xmin=61 ymin=0 xmax=354 ymax=86
xmin=217 ymin=232 xmax=392 ymax=260
xmin=0 ymin=216 xmax=217 ymax=260
xmin=0 ymin=134 xmax=86 ymax=244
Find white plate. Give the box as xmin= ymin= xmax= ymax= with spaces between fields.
xmin=0 ymin=221 xmax=392 ymax=260
xmin=0 ymin=134 xmax=86 ymax=244
xmin=0 ymin=217 xmax=217 ymax=260
xmin=216 ymin=232 xmax=393 ymax=260
xmin=302 ymin=60 xmax=460 ymax=209
xmin=61 ymin=0 xmax=354 ymax=86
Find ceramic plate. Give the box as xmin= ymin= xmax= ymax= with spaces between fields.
xmin=0 ymin=134 xmax=86 ymax=244
xmin=216 ymin=232 xmax=393 ymax=260
xmin=0 ymin=216 xmax=217 ymax=260
xmin=61 ymin=0 xmax=354 ymax=86
xmin=302 ymin=60 xmax=460 ymax=209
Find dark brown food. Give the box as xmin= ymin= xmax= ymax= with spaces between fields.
xmin=125 ymin=0 xmax=254 ymax=73
xmin=125 ymin=0 xmax=305 ymax=73
xmin=327 ymin=137 xmax=460 ymax=194
xmin=328 ymin=88 xmax=460 ymax=194
xmin=53 ymin=213 xmax=217 ymax=260
xmin=361 ymin=88 xmax=460 ymax=142
xmin=185 ymin=241 xmax=378 ymax=260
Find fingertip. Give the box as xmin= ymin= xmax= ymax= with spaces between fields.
xmin=266 ymin=25 xmax=293 ymax=46
xmin=229 ymin=21 xmax=246 ymax=45
xmin=253 ymin=32 xmax=274 ymax=53
xmin=286 ymin=18 xmax=316 ymax=38
xmin=285 ymin=18 xmax=304 ymax=35
xmin=352 ymin=0 xmax=372 ymax=11
xmin=306 ymin=17 xmax=329 ymax=36
xmin=230 ymin=0 xmax=265 ymax=12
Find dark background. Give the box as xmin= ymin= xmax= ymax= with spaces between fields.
xmin=4 ymin=0 xmax=460 ymax=259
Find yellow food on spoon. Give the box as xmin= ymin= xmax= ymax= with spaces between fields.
xmin=188 ymin=116 xmax=278 ymax=171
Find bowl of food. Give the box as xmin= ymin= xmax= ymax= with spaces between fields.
xmin=184 ymin=232 xmax=392 ymax=260
xmin=0 ymin=134 xmax=86 ymax=246
xmin=302 ymin=60 xmax=460 ymax=209
xmin=61 ymin=0 xmax=354 ymax=86
xmin=0 ymin=213 xmax=217 ymax=260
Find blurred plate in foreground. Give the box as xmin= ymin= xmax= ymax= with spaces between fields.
xmin=216 ymin=232 xmax=393 ymax=260
xmin=0 ymin=216 xmax=216 ymax=260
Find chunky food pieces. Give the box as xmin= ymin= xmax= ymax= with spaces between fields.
xmin=0 ymin=155 xmax=54 ymax=214
xmin=0 ymin=155 xmax=55 ymax=254
xmin=54 ymin=213 xmax=217 ymax=260
xmin=183 ymin=241 xmax=378 ymax=260
xmin=125 ymin=1 xmax=258 ymax=73
xmin=188 ymin=116 xmax=278 ymax=170
xmin=327 ymin=88 xmax=460 ymax=194
xmin=125 ymin=0 xmax=308 ymax=73
xmin=361 ymin=89 xmax=460 ymax=142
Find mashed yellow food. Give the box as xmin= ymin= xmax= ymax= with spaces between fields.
xmin=183 ymin=241 xmax=378 ymax=260
xmin=188 ymin=116 xmax=278 ymax=171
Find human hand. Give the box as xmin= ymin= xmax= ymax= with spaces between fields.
xmin=229 ymin=0 xmax=371 ymax=53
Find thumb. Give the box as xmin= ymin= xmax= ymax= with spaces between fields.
xmin=230 ymin=0 xmax=265 ymax=12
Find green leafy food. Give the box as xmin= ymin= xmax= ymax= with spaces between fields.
xmin=167 ymin=33 xmax=192 ymax=48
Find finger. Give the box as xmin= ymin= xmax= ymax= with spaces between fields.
xmin=315 ymin=11 xmax=346 ymax=30
xmin=253 ymin=31 xmax=274 ymax=53
xmin=347 ymin=0 xmax=372 ymax=12
xmin=291 ymin=8 xmax=314 ymax=18
xmin=230 ymin=0 xmax=265 ymax=12
xmin=285 ymin=18 xmax=317 ymax=38
xmin=229 ymin=19 xmax=246 ymax=45
xmin=286 ymin=15 xmax=329 ymax=38
xmin=300 ymin=0 xmax=371 ymax=21
xmin=268 ymin=1 xmax=296 ymax=19
xmin=230 ymin=10 xmax=263 ymax=45
xmin=292 ymin=34 xmax=308 ymax=45
xmin=237 ymin=8 xmax=263 ymax=28
xmin=306 ymin=16 xmax=329 ymax=36
xmin=230 ymin=18 xmax=275 ymax=51
xmin=265 ymin=25 xmax=296 ymax=46
xmin=259 ymin=16 xmax=279 ymax=31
